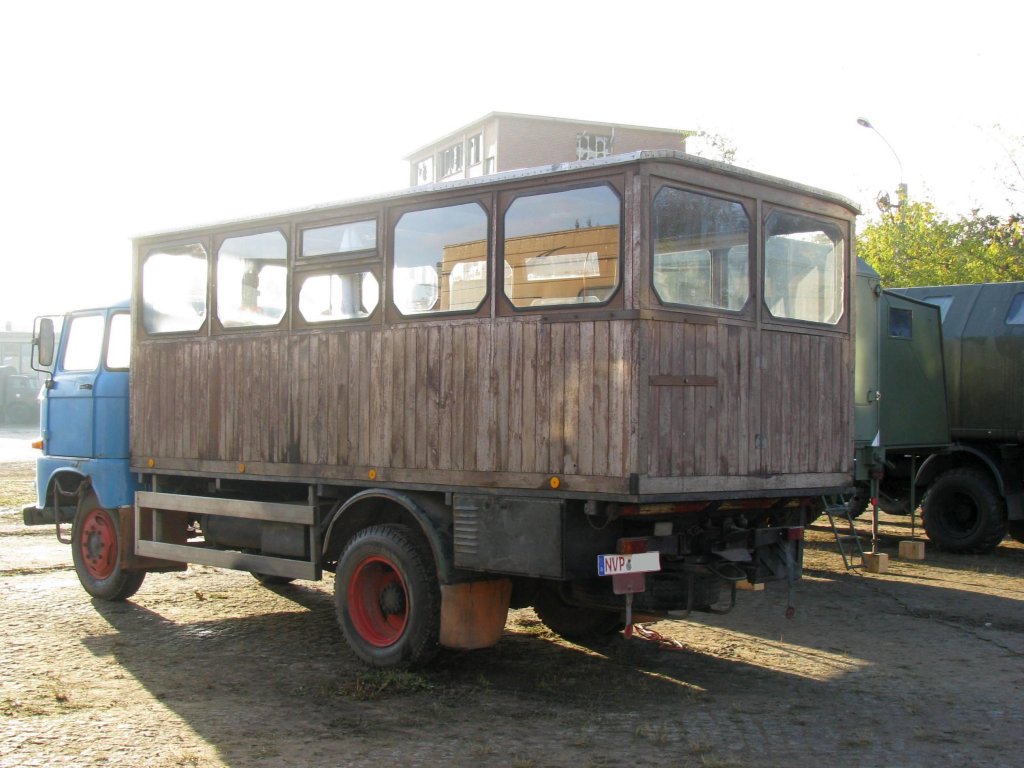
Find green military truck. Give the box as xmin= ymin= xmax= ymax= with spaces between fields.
xmin=854 ymin=276 xmax=1024 ymax=553
xmin=888 ymin=281 xmax=1024 ymax=552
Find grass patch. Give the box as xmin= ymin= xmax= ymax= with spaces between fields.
xmin=330 ymin=670 xmax=436 ymax=701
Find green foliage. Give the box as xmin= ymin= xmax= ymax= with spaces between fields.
xmin=858 ymin=196 xmax=1024 ymax=288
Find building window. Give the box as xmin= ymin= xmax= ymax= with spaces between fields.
xmin=298 ymin=271 xmax=379 ymax=323
xmin=468 ymin=134 xmax=483 ymax=166
xmin=576 ymin=133 xmax=613 ymax=161
xmin=440 ymin=143 xmax=464 ymax=178
xmin=416 ymin=158 xmax=434 ymax=185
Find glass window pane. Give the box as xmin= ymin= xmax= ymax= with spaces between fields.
xmin=652 ymin=187 xmax=750 ymax=310
xmin=62 ymin=315 xmax=105 ymax=372
xmin=142 ymin=243 xmax=208 ymax=334
xmin=106 ymin=313 xmax=131 ymax=369
xmin=764 ymin=212 xmax=845 ymax=324
xmin=217 ymin=231 xmax=288 ymax=328
xmin=889 ymin=307 xmax=913 ymax=338
xmin=503 ymin=185 xmax=620 ymax=308
xmin=299 ymin=272 xmax=379 ymax=322
xmin=1006 ymin=294 xmax=1024 ymax=325
xmin=301 ymin=220 xmax=377 ymax=257
xmin=393 ymin=203 xmax=488 ymax=315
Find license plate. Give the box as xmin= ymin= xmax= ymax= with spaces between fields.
xmin=597 ymin=552 xmax=661 ymax=576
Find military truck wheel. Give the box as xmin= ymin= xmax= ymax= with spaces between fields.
xmin=71 ymin=493 xmax=146 ymax=601
xmin=921 ymin=468 xmax=1007 ymax=554
xmin=335 ymin=524 xmax=441 ymax=669
xmin=533 ymin=585 xmax=623 ymax=640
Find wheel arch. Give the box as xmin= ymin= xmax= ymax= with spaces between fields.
xmin=322 ymin=489 xmax=454 ymax=582
xmin=917 ymin=445 xmax=1005 ymax=497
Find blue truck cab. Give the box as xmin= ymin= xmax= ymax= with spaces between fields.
xmin=23 ymin=302 xmax=139 ymax=525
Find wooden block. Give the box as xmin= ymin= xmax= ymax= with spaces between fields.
xmin=737 ymin=580 xmax=764 ymax=591
xmin=864 ymin=552 xmax=889 ymax=573
xmin=898 ymin=540 xmax=926 ymax=560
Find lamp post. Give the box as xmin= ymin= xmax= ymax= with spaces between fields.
xmin=857 ymin=116 xmax=908 ymax=204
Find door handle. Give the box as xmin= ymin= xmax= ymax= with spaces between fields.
xmin=79 ymin=384 xmax=93 ymax=390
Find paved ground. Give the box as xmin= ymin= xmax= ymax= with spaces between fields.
xmin=2 ymin=439 xmax=1023 ymax=767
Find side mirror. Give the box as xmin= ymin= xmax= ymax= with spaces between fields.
xmin=35 ymin=317 xmax=55 ymax=370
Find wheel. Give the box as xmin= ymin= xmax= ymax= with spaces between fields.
xmin=250 ymin=572 xmax=295 ymax=586
xmin=71 ymin=492 xmax=145 ymax=601
xmin=532 ymin=584 xmax=623 ymax=640
xmin=335 ymin=524 xmax=441 ymax=668
xmin=921 ymin=468 xmax=1007 ymax=554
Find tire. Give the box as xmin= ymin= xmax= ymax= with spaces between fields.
xmin=71 ymin=492 xmax=146 ymax=601
xmin=533 ymin=585 xmax=623 ymax=641
xmin=335 ymin=524 xmax=441 ymax=669
xmin=921 ymin=468 xmax=1007 ymax=554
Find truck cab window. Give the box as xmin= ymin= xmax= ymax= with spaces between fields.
xmin=62 ymin=315 xmax=105 ymax=372
xmin=106 ymin=313 xmax=131 ymax=370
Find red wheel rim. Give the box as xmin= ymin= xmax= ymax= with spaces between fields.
xmin=80 ymin=507 xmax=118 ymax=580
xmin=347 ymin=556 xmax=409 ymax=647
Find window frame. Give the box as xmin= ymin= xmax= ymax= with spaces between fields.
xmin=139 ymin=238 xmax=211 ymax=338
xmin=496 ymin=179 xmax=626 ymax=316
xmin=648 ymin=181 xmax=756 ymax=317
xmin=211 ymin=226 xmax=291 ymax=334
xmin=761 ymin=204 xmax=849 ymax=330
xmin=387 ymin=195 xmax=492 ymax=323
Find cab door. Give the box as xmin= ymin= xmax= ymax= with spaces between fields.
xmin=45 ymin=310 xmax=130 ymax=459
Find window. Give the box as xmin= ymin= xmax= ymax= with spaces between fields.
xmin=889 ymin=307 xmax=913 ymax=338
xmin=503 ymin=185 xmax=620 ymax=308
xmin=142 ymin=243 xmax=208 ymax=334
xmin=393 ymin=202 xmax=488 ymax=315
xmin=217 ymin=231 xmax=288 ymax=328
xmin=416 ymin=158 xmax=434 ymax=185
xmin=652 ymin=187 xmax=750 ymax=311
xmin=576 ymin=133 xmax=613 ymax=161
xmin=62 ymin=315 xmax=105 ymax=372
xmin=302 ymin=220 xmax=376 ymax=257
xmin=1006 ymin=294 xmax=1024 ymax=325
xmin=299 ymin=272 xmax=379 ymax=322
xmin=764 ymin=211 xmax=845 ymax=325
xmin=106 ymin=313 xmax=131 ymax=369
xmin=468 ymin=134 xmax=483 ymax=166
xmin=440 ymin=144 xmax=464 ymax=177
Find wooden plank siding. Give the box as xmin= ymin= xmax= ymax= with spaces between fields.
xmin=131 ymin=318 xmax=641 ymax=491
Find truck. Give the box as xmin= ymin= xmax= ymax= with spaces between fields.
xmin=23 ymin=151 xmax=859 ymax=667
xmin=0 ymin=366 xmax=41 ymax=424
xmin=847 ymin=269 xmax=1024 ymax=554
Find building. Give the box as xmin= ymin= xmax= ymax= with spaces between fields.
xmin=406 ymin=112 xmax=690 ymax=186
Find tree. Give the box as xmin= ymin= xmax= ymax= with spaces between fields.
xmin=857 ymin=196 xmax=1024 ymax=287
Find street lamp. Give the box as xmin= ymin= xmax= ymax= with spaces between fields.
xmin=857 ymin=116 xmax=908 ymax=204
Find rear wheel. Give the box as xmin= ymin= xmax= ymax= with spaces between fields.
xmin=922 ymin=468 xmax=1007 ymax=554
xmin=335 ymin=524 xmax=440 ymax=668
xmin=71 ymin=493 xmax=145 ymax=601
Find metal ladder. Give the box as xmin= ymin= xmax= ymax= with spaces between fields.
xmin=821 ymin=496 xmax=867 ymax=570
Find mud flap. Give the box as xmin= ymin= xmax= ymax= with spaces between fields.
xmin=439 ymin=579 xmax=512 ymax=650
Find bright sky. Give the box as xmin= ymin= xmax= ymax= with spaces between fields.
xmin=2 ymin=0 xmax=1021 ymax=328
